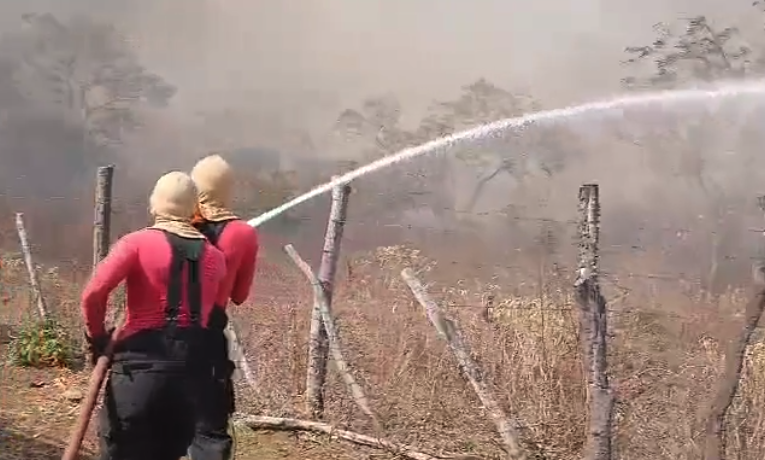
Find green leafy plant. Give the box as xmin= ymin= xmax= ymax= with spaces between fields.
xmin=7 ymin=318 xmax=78 ymax=368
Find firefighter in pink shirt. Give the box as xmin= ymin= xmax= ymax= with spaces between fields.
xmin=81 ymin=171 xmax=227 ymax=460
xmin=188 ymin=154 xmax=259 ymax=460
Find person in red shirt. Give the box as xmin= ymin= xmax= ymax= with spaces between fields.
xmin=188 ymin=154 xmax=259 ymax=460
xmin=82 ymin=171 xmax=227 ymax=460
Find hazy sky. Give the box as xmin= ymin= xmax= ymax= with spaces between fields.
xmin=126 ymin=0 xmax=759 ymax=118
xmin=2 ymin=0 xmax=761 ymax=142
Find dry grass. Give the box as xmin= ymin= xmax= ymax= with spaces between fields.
xmin=2 ymin=244 xmax=765 ymax=460
xmin=238 ymin=244 xmax=765 ymax=460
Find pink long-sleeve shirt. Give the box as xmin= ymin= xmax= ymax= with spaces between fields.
xmin=81 ymin=229 xmax=227 ymax=339
xmin=213 ymin=220 xmax=259 ymax=308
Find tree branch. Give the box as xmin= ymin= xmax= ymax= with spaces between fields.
xmin=241 ymin=415 xmax=478 ymax=460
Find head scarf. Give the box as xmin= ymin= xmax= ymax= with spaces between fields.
xmin=148 ymin=171 xmax=205 ymax=239
xmin=190 ymin=154 xmax=239 ymax=223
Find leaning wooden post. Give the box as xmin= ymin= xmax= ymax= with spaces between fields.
xmin=286 ymin=244 xmax=380 ymax=429
xmin=702 ymin=196 xmax=765 ymax=460
xmin=575 ymin=184 xmax=613 ymax=460
xmin=93 ymin=165 xmax=114 ymax=268
xmin=401 ymin=268 xmax=526 ymax=460
xmin=225 ymin=316 xmax=258 ymax=390
xmin=306 ymin=178 xmax=352 ymax=419
xmin=15 ymin=212 xmax=48 ymax=320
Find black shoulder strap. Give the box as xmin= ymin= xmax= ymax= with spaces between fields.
xmin=195 ymin=219 xmax=232 ymax=247
xmin=162 ymin=231 xmax=205 ymax=327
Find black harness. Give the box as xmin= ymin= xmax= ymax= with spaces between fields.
xmin=193 ymin=219 xmax=233 ymax=333
xmin=162 ymin=230 xmax=205 ymax=332
xmin=193 ymin=218 xmax=238 ymax=389
xmin=112 ymin=230 xmax=208 ymax=368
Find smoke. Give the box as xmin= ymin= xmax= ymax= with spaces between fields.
xmin=0 ymin=0 xmax=755 ymax=166
xmin=0 ymin=0 xmax=762 ymax=286
xmin=124 ymin=0 xmax=756 ymax=118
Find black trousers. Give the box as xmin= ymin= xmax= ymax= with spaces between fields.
xmin=188 ymin=328 xmax=236 ymax=460
xmin=98 ymin=361 xmax=199 ymax=460
xmin=98 ymin=329 xmax=208 ymax=460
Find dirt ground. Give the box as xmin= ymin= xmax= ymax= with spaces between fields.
xmin=0 ymin=342 xmax=365 ymax=460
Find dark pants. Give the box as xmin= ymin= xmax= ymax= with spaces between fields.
xmin=189 ymin=325 xmax=236 ymax=460
xmin=98 ymin=330 xmax=207 ymax=460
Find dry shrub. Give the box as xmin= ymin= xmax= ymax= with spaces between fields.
xmin=7 ymin=318 xmax=78 ymax=368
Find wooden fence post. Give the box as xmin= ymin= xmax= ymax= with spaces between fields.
xmin=575 ymin=184 xmax=613 ymax=460
xmin=306 ymin=179 xmax=351 ymax=419
xmin=15 ymin=212 xmax=48 ymax=320
xmin=93 ymin=165 xmax=114 ymax=268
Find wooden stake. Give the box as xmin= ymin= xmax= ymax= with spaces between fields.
xmin=306 ymin=179 xmax=351 ymax=419
xmin=15 ymin=212 xmax=48 ymax=320
xmin=93 ymin=165 xmax=114 ymax=268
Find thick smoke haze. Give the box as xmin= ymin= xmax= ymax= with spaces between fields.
xmin=126 ymin=0 xmax=761 ymax=132
xmin=1 ymin=0 xmax=764 ymax=291
xmin=0 ymin=0 xmax=756 ymax=161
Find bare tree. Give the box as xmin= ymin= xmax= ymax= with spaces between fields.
xmin=5 ymin=13 xmax=175 ymax=149
xmin=330 ymin=79 xmax=579 ymax=228
xmin=621 ymin=14 xmax=763 ymax=296
xmin=623 ymin=17 xmax=751 ymax=88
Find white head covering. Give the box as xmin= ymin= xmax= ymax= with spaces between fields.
xmin=148 ymin=171 xmax=205 ymax=239
xmin=190 ymin=154 xmax=238 ymax=222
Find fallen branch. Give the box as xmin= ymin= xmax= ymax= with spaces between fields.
xmin=402 ymin=268 xmax=527 ymax=460
xmin=284 ymin=244 xmax=380 ymax=429
xmin=242 ymin=415 xmax=457 ymax=460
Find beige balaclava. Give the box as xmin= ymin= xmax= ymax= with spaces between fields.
xmin=148 ymin=171 xmax=206 ymax=239
xmin=190 ymin=154 xmax=239 ymax=222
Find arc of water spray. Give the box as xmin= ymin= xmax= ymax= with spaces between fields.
xmin=247 ymin=79 xmax=765 ymax=228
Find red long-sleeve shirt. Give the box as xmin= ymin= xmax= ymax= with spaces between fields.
xmin=81 ymin=229 xmax=227 ymax=339
xmin=214 ymin=220 xmax=259 ymax=308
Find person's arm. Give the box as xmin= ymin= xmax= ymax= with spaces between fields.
xmin=230 ymin=227 xmax=259 ymax=306
xmin=81 ymin=234 xmax=138 ymax=337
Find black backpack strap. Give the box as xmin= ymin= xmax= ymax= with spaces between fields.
xmin=186 ymin=248 xmax=202 ymax=325
xmin=162 ymin=231 xmax=205 ymax=327
xmin=165 ymin=240 xmax=185 ymax=325
xmin=195 ymin=219 xmax=232 ymax=247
